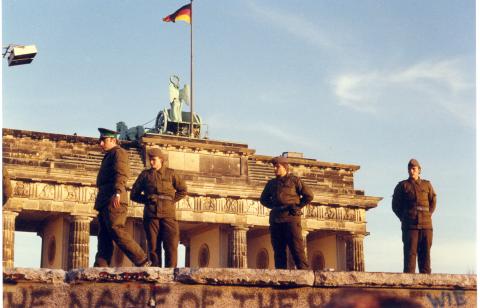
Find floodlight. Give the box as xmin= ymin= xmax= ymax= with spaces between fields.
xmin=3 ymin=44 xmax=37 ymax=66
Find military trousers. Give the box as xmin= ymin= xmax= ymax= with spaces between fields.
xmin=270 ymin=221 xmax=309 ymax=269
xmin=144 ymin=217 xmax=179 ymax=267
xmin=94 ymin=204 xmax=148 ymax=267
xmin=402 ymin=228 xmax=433 ymax=274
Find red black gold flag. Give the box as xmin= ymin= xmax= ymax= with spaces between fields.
xmin=163 ymin=4 xmax=192 ymax=24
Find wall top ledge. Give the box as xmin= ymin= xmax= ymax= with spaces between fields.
xmin=4 ymin=268 xmax=476 ymax=290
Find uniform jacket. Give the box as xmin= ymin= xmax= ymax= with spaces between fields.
xmin=95 ymin=146 xmax=130 ymax=210
xmin=392 ymin=178 xmax=436 ymax=230
xmin=130 ymin=166 xmax=187 ymax=218
xmin=260 ymin=174 xmax=314 ymax=223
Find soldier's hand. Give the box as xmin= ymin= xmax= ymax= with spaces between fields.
xmin=148 ymin=194 xmax=159 ymax=203
xmin=111 ymin=194 xmax=121 ymax=208
xmin=288 ymin=204 xmax=301 ymax=215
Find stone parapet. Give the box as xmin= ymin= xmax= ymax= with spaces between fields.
xmin=3 ymin=268 xmax=476 ymax=307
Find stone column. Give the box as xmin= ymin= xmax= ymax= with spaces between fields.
xmin=228 ymin=225 xmax=249 ymax=268
xmin=3 ymin=210 xmax=19 ymax=269
xmin=302 ymin=229 xmax=310 ymax=259
xmin=345 ymin=233 xmax=365 ymax=271
xmin=68 ymin=215 xmax=93 ymax=269
xmin=181 ymin=237 xmax=191 ymax=267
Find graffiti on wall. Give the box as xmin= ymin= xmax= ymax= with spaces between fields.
xmin=3 ymin=285 xmax=472 ymax=308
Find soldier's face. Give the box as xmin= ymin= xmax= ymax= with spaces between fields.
xmin=274 ymin=163 xmax=287 ymax=177
xmin=99 ymin=137 xmax=116 ymax=151
xmin=150 ymin=156 xmax=163 ymax=170
xmin=408 ymin=166 xmax=420 ymax=180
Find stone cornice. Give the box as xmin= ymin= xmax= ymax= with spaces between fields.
xmin=253 ymin=155 xmax=361 ymax=171
xmin=141 ymin=134 xmax=255 ymax=156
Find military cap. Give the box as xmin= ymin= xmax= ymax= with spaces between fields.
xmin=271 ymin=156 xmax=289 ymax=166
xmin=148 ymin=148 xmax=168 ymax=161
xmin=98 ymin=128 xmax=118 ymax=139
xmin=408 ymin=158 xmax=421 ymax=168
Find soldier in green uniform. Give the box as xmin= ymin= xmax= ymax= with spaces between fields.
xmin=130 ymin=148 xmax=187 ymax=267
xmin=260 ymin=156 xmax=314 ymax=269
xmin=392 ymin=158 xmax=436 ymax=273
xmin=94 ymin=128 xmax=150 ymax=267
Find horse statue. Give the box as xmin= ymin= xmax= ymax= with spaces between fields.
xmin=116 ymin=121 xmax=145 ymax=141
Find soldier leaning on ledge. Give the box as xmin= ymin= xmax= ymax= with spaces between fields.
xmin=392 ymin=158 xmax=436 ymax=274
xmin=94 ymin=128 xmax=150 ymax=267
xmin=260 ymin=156 xmax=314 ymax=269
xmin=130 ymin=148 xmax=187 ymax=267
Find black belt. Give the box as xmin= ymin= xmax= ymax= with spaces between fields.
xmin=157 ymin=195 xmax=173 ymax=201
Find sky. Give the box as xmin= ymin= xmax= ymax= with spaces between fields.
xmin=2 ymin=1 xmax=476 ymax=274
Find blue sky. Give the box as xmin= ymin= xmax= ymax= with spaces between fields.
xmin=3 ymin=1 xmax=475 ymax=273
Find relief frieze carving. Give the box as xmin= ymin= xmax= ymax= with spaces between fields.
xmin=177 ymin=196 xmax=194 ymax=210
xmin=224 ymin=198 xmax=240 ymax=213
xmin=206 ymin=197 xmax=216 ymax=211
xmin=87 ymin=188 xmax=97 ymax=203
xmin=345 ymin=208 xmax=356 ymax=221
xmin=306 ymin=205 xmax=318 ymax=218
xmin=64 ymin=186 xmax=80 ymax=201
xmin=13 ymin=181 xmax=30 ymax=197
xmin=245 ymin=200 xmax=261 ymax=215
xmin=38 ymin=184 xmax=55 ymax=200
xmin=325 ymin=207 xmax=336 ymax=219
xmin=173 ymin=195 xmax=362 ymax=223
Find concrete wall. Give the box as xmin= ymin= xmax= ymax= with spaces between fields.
xmin=3 ymin=268 xmax=476 ymax=308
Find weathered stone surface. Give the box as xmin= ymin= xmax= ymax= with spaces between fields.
xmin=176 ymin=268 xmax=314 ymax=287
xmin=3 ymin=268 xmax=66 ymax=284
xmin=314 ymin=271 xmax=477 ymax=289
xmin=66 ymin=267 xmax=175 ymax=283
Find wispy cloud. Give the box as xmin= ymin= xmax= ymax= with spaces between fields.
xmin=332 ymin=58 xmax=475 ymax=126
xmin=206 ymin=113 xmax=314 ymax=149
xmin=246 ymin=2 xmax=336 ymax=50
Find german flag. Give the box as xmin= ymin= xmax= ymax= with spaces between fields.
xmin=163 ymin=4 xmax=191 ymax=24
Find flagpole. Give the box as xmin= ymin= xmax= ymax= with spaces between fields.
xmin=189 ymin=0 xmax=194 ymax=138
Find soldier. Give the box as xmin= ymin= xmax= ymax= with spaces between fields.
xmin=260 ymin=156 xmax=314 ymax=269
xmin=131 ymin=148 xmax=187 ymax=267
xmin=94 ymin=128 xmax=150 ymax=267
xmin=392 ymin=158 xmax=436 ymax=274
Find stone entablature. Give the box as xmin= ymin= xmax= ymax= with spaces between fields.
xmin=7 ymin=179 xmax=368 ymax=233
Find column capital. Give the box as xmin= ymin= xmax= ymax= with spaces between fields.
xmin=229 ymin=224 xmax=249 ymax=231
xmin=68 ymin=214 xmax=94 ymax=223
xmin=2 ymin=209 xmax=20 ymax=217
